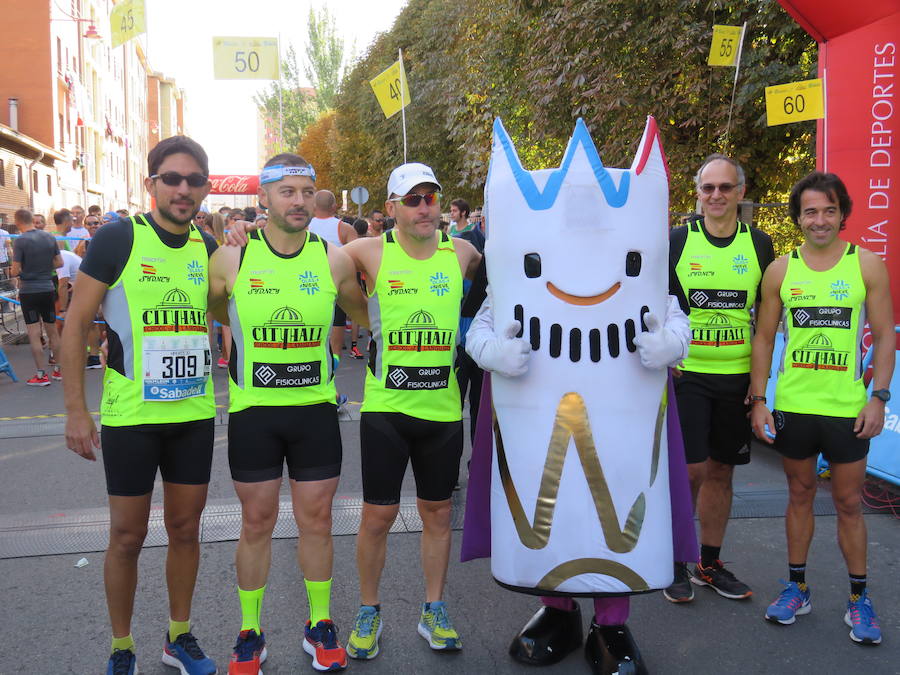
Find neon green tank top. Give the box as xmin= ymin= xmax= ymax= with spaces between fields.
xmin=100 ymin=215 xmax=215 ymax=426
xmin=676 ymin=221 xmax=762 ymax=374
xmin=227 ymin=230 xmax=337 ymax=412
xmin=362 ymin=230 xmax=462 ymax=421
xmin=776 ymin=243 xmax=867 ymax=417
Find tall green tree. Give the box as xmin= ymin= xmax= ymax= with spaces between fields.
xmin=254 ymin=44 xmax=317 ymax=153
xmin=304 ymin=5 xmax=346 ymax=113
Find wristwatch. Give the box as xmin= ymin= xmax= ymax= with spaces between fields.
xmin=871 ymin=389 xmax=891 ymax=403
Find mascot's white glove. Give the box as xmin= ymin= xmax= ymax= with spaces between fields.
xmin=465 ymin=292 xmax=531 ymax=377
xmin=633 ymin=295 xmax=690 ymax=370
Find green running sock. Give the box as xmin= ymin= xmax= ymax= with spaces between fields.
xmin=168 ymin=619 xmax=191 ymax=642
xmin=305 ymin=578 xmax=333 ymax=625
xmin=239 ymin=585 xmax=267 ymax=633
xmin=111 ymin=634 xmax=135 ymax=653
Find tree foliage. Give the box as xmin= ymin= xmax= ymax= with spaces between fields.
xmin=254 ymin=45 xmax=318 ymax=153
xmin=304 ymin=6 xmax=346 ymax=113
xmin=297 ymin=111 xmax=338 ymax=192
xmin=324 ymin=0 xmax=818 ymax=234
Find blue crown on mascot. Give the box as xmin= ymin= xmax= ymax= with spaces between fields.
xmin=484 ymin=116 xmax=675 ymax=596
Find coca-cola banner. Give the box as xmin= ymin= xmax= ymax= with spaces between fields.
xmin=209 ymin=175 xmax=260 ymax=194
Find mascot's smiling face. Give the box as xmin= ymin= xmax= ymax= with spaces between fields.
xmin=485 ymin=117 xmax=670 ymax=364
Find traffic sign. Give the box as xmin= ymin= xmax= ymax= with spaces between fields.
xmin=350 ymin=186 xmax=369 ymax=205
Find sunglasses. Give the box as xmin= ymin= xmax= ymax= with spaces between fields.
xmin=151 ymin=172 xmax=208 ymax=188
xmin=390 ymin=191 xmax=441 ymax=208
xmin=699 ymin=182 xmax=741 ymax=195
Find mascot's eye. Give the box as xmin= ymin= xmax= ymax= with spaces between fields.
xmin=626 ymin=251 xmax=642 ymax=277
xmin=524 ymin=253 xmax=542 ymax=278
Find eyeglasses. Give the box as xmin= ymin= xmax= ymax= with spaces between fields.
xmin=699 ymin=182 xmax=741 ymax=195
xmin=389 ymin=192 xmax=441 ymax=208
xmin=151 ymin=172 xmax=208 ymax=188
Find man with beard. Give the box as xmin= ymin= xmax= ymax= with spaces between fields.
xmin=62 ymin=136 xmax=219 ymax=675
xmin=208 ymin=153 xmax=367 ymax=673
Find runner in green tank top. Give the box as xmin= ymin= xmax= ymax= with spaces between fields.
xmin=207 ymin=153 xmax=367 ymax=673
xmin=750 ymin=171 xmax=894 ymax=644
xmin=61 ymin=136 xmax=219 ymax=675
xmin=341 ymin=163 xmax=482 ymax=659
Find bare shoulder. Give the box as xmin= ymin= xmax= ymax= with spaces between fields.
xmin=211 ymin=241 xmax=242 ymax=267
xmin=858 ymin=246 xmax=888 ymax=275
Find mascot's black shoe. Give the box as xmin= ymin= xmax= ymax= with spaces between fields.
xmin=584 ymin=621 xmax=648 ymax=675
xmin=509 ymin=604 xmax=583 ymax=666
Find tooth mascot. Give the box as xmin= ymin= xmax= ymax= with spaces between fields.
xmin=462 ymin=117 xmax=697 ymax=674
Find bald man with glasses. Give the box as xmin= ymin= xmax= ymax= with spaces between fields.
xmin=664 ymin=154 xmax=776 ymax=605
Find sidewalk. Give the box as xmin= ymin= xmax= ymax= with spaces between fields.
xmin=1 ymin=340 xmax=898 ymax=674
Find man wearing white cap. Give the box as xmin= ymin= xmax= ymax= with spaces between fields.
xmin=341 ymin=162 xmax=481 ymax=660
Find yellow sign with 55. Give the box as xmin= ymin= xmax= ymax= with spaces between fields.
xmin=212 ymin=37 xmax=280 ymax=80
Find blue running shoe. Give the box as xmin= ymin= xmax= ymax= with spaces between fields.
xmin=844 ymin=590 xmax=882 ymax=645
xmin=162 ymin=631 xmax=218 ymax=674
xmin=107 ymin=648 xmax=137 ymax=675
xmin=417 ymin=601 xmax=461 ymax=650
xmin=765 ymin=580 xmax=811 ymax=625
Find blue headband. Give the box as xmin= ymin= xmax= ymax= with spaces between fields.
xmin=259 ymin=164 xmax=317 ymax=184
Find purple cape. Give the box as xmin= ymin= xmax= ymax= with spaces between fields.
xmin=461 ymin=372 xmax=697 ymax=572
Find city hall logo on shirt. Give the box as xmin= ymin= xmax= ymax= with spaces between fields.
xmin=186 ymin=260 xmax=205 ymax=286
xmin=251 ymin=306 xmax=323 ymax=349
xmin=689 ymin=288 xmax=747 ymax=310
xmin=248 ymin=277 xmax=280 ymax=295
xmin=830 ymin=279 xmax=850 ymax=301
xmin=139 ymin=257 xmax=171 ymax=283
xmin=791 ymin=306 xmax=852 ymax=330
xmin=386 ymin=309 xmax=453 ymax=352
xmin=688 ymin=260 xmax=714 ymax=277
xmin=142 ymin=288 xmax=206 ymax=333
xmin=297 ymin=271 xmax=320 ymax=296
xmin=429 ymin=271 xmax=451 ymax=296
xmin=690 ymin=312 xmax=746 ymax=347
xmin=731 ymin=254 xmax=749 ymax=275
xmin=791 ymin=332 xmax=849 ymax=372
xmin=387 ymin=278 xmax=418 ymax=295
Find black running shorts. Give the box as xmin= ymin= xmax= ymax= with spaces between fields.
xmin=360 ymin=411 xmax=463 ymax=505
xmin=228 ymin=403 xmax=342 ymax=482
xmin=773 ymin=410 xmax=869 ymax=464
xmin=20 ymin=291 xmax=56 ymax=325
xmin=101 ymin=418 xmax=215 ymax=496
xmin=332 ymin=306 xmax=347 ymax=328
xmin=674 ymin=370 xmax=752 ymax=465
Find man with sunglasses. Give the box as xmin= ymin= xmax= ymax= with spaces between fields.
xmin=340 ymin=163 xmax=481 ymax=660
xmin=62 ymin=135 xmax=219 ymax=675
xmin=665 ymin=153 xmax=775 ymax=604
xmin=208 ymin=153 xmax=368 ymax=674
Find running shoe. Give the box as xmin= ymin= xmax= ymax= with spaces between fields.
xmin=844 ymin=590 xmax=882 ymax=645
xmin=765 ymin=580 xmax=811 ymax=625
xmin=336 ymin=393 xmax=348 ymax=409
xmin=663 ymin=562 xmax=694 ymax=603
xmin=303 ymin=619 xmax=348 ymax=671
xmin=86 ymin=354 xmax=103 ymax=369
xmin=690 ymin=560 xmax=752 ymax=599
xmin=107 ymin=648 xmax=137 ymax=675
xmin=417 ymin=601 xmax=462 ymax=651
xmin=350 ymin=345 xmax=363 ymax=359
xmin=162 ymin=631 xmax=217 ymax=674
xmin=229 ymin=629 xmax=267 ymax=675
xmin=347 ymin=605 xmax=383 ymax=660
xmin=217 ymin=357 xmax=228 ymax=368
xmin=26 ymin=372 xmax=50 ymax=386
xmin=51 ymin=366 xmax=62 ymax=381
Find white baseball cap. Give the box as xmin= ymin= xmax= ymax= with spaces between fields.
xmin=387 ymin=162 xmax=442 ymax=198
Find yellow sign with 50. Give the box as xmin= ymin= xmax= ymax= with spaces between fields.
xmin=212 ymin=37 xmax=280 ymax=80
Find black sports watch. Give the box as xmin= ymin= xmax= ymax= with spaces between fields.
xmin=871 ymin=389 xmax=891 ymax=403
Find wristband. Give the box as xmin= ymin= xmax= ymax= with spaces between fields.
xmin=749 ymin=395 xmax=767 ymax=404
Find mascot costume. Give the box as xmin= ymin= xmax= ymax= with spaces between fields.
xmin=462 ymin=116 xmax=697 ymax=674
